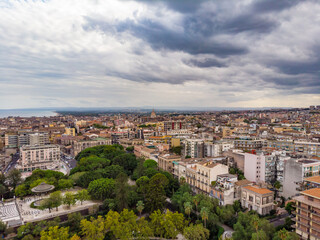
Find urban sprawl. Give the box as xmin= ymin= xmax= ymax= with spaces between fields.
xmin=0 ymin=106 xmax=320 ymax=240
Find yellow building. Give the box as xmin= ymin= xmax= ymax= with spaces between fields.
xmin=65 ymin=127 xmax=76 ymax=136
xmin=171 ymin=138 xmax=181 ymax=147
xmin=222 ymin=127 xmax=235 ymax=138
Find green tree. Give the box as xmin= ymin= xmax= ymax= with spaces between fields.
xmin=115 ymin=172 xmax=129 ymax=211
xmin=88 ymin=178 xmax=115 ymax=200
xmin=171 ymin=146 xmax=182 ymax=155
xmin=76 ymin=189 xmax=90 ymax=205
xmin=273 ymin=228 xmax=299 ymax=240
xmin=0 ymin=184 xmax=6 ymax=199
xmin=81 ymin=216 xmax=106 ymax=240
xmin=146 ymin=173 xmax=169 ymax=212
xmin=15 ymin=184 xmax=29 ymax=197
xmin=7 ymin=169 xmax=21 ymax=189
xmin=63 ymin=192 xmax=76 ymax=209
xmin=0 ymin=220 xmax=7 ymax=236
xmin=17 ymin=222 xmax=34 ymax=239
xmin=40 ymin=198 xmax=54 ymax=213
xmin=184 ymin=201 xmax=192 ymax=219
xmin=40 ymin=226 xmax=70 ymax=240
xmin=136 ymin=200 xmax=144 ymax=217
xmin=22 ymin=234 xmax=35 ymax=240
xmin=200 ymin=207 xmax=209 ymax=228
xmin=49 ymin=191 xmax=63 ymax=211
xmin=58 ymin=179 xmax=73 ymax=190
xmin=184 ymin=224 xmax=210 ymax=240
xmin=285 ymin=202 xmax=295 ymax=215
xmin=143 ymin=159 xmax=157 ymax=169
xmin=66 ymin=212 xmax=83 ymax=234
xmin=112 ymin=153 xmax=137 ymax=174
xmin=193 ymin=195 xmax=201 ymax=219
xmin=233 ymin=212 xmax=275 ymax=240
xmin=136 ymin=176 xmax=149 ymax=197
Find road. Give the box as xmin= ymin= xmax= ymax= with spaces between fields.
xmin=269 ymin=213 xmax=289 ymax=227
xmin=60 ymin=152 xmax=77 ymax=169
xmin=4 ymin=152 xmax=19 ymax=174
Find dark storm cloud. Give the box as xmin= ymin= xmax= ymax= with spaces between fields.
xmin=252 ymin=0 xmax=302 ymax=13
xmin=273 ymin=59 xmax=320 ymax=76
xmin=183 ymin=58 xmax=225 ymax=68
xmin=85 ymin=18 xmax=248 ymax=57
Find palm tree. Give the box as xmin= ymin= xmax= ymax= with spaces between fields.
xmin=278 ymin=229 xmax=289 ymax=240
xmin=193 ymin=195 xmax=200 ymax=219
xmin=200 ymin=207 xmax=209 ymax=228
xmin=184 ymin=201 xmax=192 ymax=220
xmin=136 ymin=200 xmax=144 ymax=217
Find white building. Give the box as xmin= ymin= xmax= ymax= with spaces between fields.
xmin=205 ymin=141 xmax=234 ymax=157
xmin=18 ymin=145 xmax=60 ymax=172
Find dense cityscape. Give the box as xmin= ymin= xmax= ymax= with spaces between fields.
xmin=1 ymin=0 xmax=320 ymax=239
xmin=0 ymin=106 xmax=319 ymax=239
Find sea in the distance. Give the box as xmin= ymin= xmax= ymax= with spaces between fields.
xmin=0 ymin=109 xmax=57 ymax=118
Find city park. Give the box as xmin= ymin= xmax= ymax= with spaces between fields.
xmin=0 ymin=144 xmax=298 ymax=240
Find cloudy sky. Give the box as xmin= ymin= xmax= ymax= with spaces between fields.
xmin=0 ymin=0 xmax=319 ymax=109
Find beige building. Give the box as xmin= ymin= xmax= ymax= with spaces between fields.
xmin=241 ymin=185 xmax=274 ymax=215
xmin=195 ymin=162 xmax=229 ymax=194
xmin=18 ymin=145 xmax=60 ymax=172
xmin=294 ymin=188 xmax=320 ymax=240
xmin=158 ymin=154 xmax=181 ymax=173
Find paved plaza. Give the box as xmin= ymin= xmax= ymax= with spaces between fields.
xmin=0 ymin=201 xmax=22 ymax=227
xmin=0 ymin=189 xmax=101 ymax=228
xmin=18 ymin=190 xmax=101 ymax=223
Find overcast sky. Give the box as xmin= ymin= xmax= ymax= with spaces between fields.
xmin=0 ymin=0 xmax=319 ymax=109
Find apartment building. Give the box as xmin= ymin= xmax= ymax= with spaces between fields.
xmin=205 ymin=141 xmax=234 ymax=157
xmin=267 ymin=140 xmax=320 ymax=157
xmin=163 ymin=121 xmax=186 ymax=132
xmin=182 ymin=139 xmax=205 ymax=158
xmin=283 ymin=159 xmax=320 ymax=198
xmin=294 ymin=188 xmax=320 ymax=240
xmin=72 ymin=138 xmax=111 ymax=156
xmin=243 ymin=152 xmax=266 ymax=183
xmin=210 ymin=174 xmax=238 ymax=205
xmin=234 ymin=138 xmax=264 ymax=151
xmin=5 ymin=132 xmax=49 ymax=148
xmin=241 ymin=185 xmax=274 ymax=215
xmin=158 ymin=154 xmax=181 ymax=173
xmin=18 ymin=145 xmax=60 ymax=172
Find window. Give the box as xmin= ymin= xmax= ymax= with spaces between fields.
xmin=249 ymin=196 xmax=254 ymax=202
xmin=256 ymin=197 xmax=261 ymax=205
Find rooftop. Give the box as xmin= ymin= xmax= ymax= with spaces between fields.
xmin=235 ymin=179 xmax=251 ymax=186
xmin=301 ymin=188 xmax=320 ymax=200
xmin=304 ymin=176 xmax=320 ymax=184
xmin=243 ymin=185 xmax=273 ymax=195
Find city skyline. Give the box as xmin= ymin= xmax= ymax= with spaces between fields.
xmin=1 ymin=0 xmax=319 ymax=109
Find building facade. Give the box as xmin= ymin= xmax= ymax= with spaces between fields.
xmin=294 ymin=188 xmax=320 ymax=240
xmin=18 ymin=145 xmax=60 ymax=172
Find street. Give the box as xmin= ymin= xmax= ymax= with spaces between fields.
xmin=4 ymin=152 xmax=19 ymax=174
xmin=60 ymin=152 xmax=77 ymax=169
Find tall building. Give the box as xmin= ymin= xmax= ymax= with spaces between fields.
xmin=5 ymin=132 xmax=49 ymax=149
xmin=18 ymin=145 xmax=60 ymax=172
xmin=283 ymin=159 xmax=320 ymax=198
xmin=163 ymin=121 xmax=186 ymax=132
xmin=182 ymin=139 xmax=205 ymax=158
xmin=294 ymin=188 xmax=320 ymax=240
xmin=205 ymin=141 xmax=234 ymax=157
